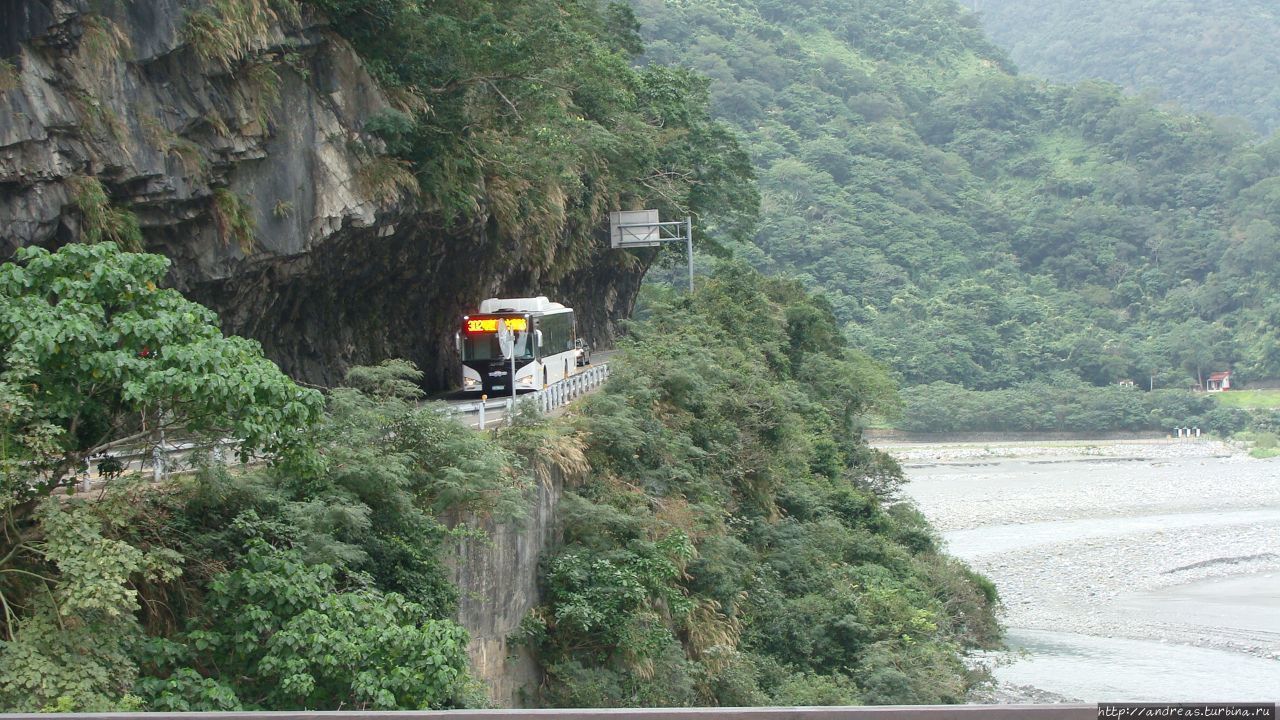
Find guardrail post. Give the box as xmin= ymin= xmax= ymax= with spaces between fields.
xmin=478 ymin=402 xmax=486 ymax=430
xmin=152 ymin=445 xmax=165 ymax=482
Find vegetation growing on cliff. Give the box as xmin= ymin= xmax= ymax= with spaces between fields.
xmin=67 ymin=177 xmax=143 ymax=251
xmin=309 ymin=0 xmax=758 ymax=274
xmin=0 ymin=59 xmax=17 ymax=91
xmin=632 ymin=0 xmax=1280 ymax=429
xmin=522 ymin=264 xmax=1000 ymax=706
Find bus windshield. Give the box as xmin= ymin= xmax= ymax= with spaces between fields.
xmin=462 ymin=331 xmax=533 ymax=361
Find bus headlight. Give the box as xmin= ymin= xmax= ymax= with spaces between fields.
xmin=516 ymin=375 xmax=536 ymax=388
xmin=463 ymin=376 xmax=480 ymax=389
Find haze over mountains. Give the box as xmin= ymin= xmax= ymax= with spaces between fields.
xmin=972 ymin=0 xmax=1280 ymax=137
xmin=636 ymin=0 xmax=1280 ymax=395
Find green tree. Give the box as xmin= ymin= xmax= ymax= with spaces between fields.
xmin=137 ymin=542 xmax=471 ymax=710
xmin=0 ymin=501 xmax=179 ymax=711
xmin=0 ymin=242 xmax=322 ymax=510
xmin=0 ymin=242 xmax=322 ymax=677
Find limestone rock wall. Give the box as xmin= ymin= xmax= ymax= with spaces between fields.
xmin=445 ymin=467 xmax=571 ymax=707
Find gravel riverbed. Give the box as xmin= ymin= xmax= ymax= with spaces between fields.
xmin=885 ymin=438 xmax=1280 ymax=702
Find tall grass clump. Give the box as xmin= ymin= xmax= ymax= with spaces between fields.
xmin=0 ymin=59 xmax=18 ymax=91
xmin=356 ymin=156 xmax=419 ymax=205
xmin=80 ymin=14 xmax=131 ymax=77
xmin=141 ymin=116 xmax=207 ymax=176
xmin=212 ymin=188 xmax=256 ymax=254
xmin=67 ymin=175 xmax=143 ymax=250
xmin=183 ymin=0 xmax=298 ymax=73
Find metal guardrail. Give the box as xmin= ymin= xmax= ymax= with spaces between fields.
xmin=443 ymin=363 xmax=610 ymax=430
xmin=61 ymin=365 xmax=610 ymax=490
xmin=0 ymin=706 xmax=1100 ymax=720
xmin=62 ymin=438 xmax=242 ymax=492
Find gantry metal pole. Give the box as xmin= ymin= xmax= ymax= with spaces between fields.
xmin=686 ymin=216 xmax=694 ymax=293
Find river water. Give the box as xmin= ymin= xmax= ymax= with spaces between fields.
xmin=893 ymin=442 xmax=1280 ymax=701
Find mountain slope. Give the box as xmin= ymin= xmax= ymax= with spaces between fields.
xmin=635 ymin=0 xmax=1280 ymax=391
xmin=973 ymin=0 xmax=1280 ymax=136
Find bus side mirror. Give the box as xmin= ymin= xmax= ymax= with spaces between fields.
xmin=535 ymin=329 xmax=544 ymax=348
xmin=454 ymin=331 xmax=461 ymax=355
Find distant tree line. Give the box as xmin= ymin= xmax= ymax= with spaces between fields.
xmin=898 ymin=381 xmax=1257 ymax=434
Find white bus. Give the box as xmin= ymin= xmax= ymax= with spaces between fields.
xmin=456 ymin=296 xmax=586 ymax=395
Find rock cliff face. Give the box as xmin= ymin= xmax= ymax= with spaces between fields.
xmin=0 ymin=0 xmax=646 ymax=389
xmin=445 ymin=466 xmax=568 ymax=707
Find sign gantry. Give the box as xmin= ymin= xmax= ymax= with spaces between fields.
xmin=609 ymin=210 xmax=695 ymax=292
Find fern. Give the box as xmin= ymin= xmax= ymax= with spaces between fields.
xmin=356 ymin=157 xmax=419 ymax=205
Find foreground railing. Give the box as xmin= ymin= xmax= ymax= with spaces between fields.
xmin=0 ymin=706 xmax=1103 ymax=720
xmin=443 ymin=363 xmax=611 ymax=430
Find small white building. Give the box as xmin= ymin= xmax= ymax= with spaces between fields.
xmin=1206 ymin=370 xmax=1232 ymax=392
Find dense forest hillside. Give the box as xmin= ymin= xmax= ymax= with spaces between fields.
xmin=525 ymin=265 xmax=998 ymax=706
xmin=973 ymin=0 xmax=1280 ymax=136
xmin=634 ymin=0 xmax=1280 ymax=399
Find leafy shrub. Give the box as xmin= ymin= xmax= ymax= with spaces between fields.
xmin=0 ymin=503 xmax=178 ymax=711
xmin=137 ymin=542 xmax=470 ymax=710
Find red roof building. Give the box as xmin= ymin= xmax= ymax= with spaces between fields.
xmin=1206 ymin=371 xmax=1232 ymax=392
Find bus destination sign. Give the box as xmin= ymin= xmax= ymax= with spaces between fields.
xmin=464 ymin=316 xmax=528 ymax=334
